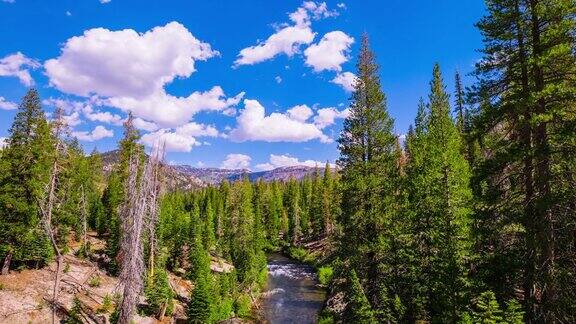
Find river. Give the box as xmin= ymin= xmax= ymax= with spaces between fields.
xmin=260 ymin=253 xmax=326 ymax=324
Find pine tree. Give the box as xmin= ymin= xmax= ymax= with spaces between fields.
xmin=310 ymin=169 xmax=324 ymax=234
xmin=321 ymin=162 xmax=334 ymax=235
xmin=473 ymin=0 xmax=576 ymax=320
xmin=454 ymin=70 xmax=466 ymax=133
xmin=285 ymin=178 xmax=301 ymax=245
xmin=145 ymin=268 xmax=175 ymax=318
xmin=228 ymin=178 xmax=257 ymax=283
xmin=472 ymin=291 xmax=503 ymax=324
xmin=503 ymin=299 xmax=524 ymax=324
xmin=343 ymin=269 xmax=377 ymax=324
xmin=0 ymin=89 xmax=54 ymax=272
xmin=404 ymin=64 xmax=472 ymax=322
xmin=300 ymin=176 xmax=312 ymax=236
xmin=187 ymin=274 xmax=212 ymax=323
xmin=337 ymin=34 xmax=402 ymax=318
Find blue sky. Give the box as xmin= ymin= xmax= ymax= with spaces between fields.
xmin=0 ymin=0 xmax=485 ymax=170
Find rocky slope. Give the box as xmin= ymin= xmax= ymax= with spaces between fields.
xmin=100 ymin=150 xmax=330 ymax=189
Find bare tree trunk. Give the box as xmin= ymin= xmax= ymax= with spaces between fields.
xmin=1 ymin=251 xmax=12 ymax=275
xmin=43 ymin=155 xmax=63 ymax=324
xmin=38 ymin=108 xmax=67 ymax=324
xmin=118 ymin=146 xmax=164 ymax=324
xmin=80 ymin=186 xmax=88 ymax=256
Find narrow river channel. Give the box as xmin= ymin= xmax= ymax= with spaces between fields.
xmin=260 ymin=253 xmax=326 ymax=324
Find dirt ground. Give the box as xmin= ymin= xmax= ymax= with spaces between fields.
xmin=0 ymin=232 xmax=197 ymax=324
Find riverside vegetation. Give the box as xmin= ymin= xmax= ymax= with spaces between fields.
xmin=1 ymin=0 xmax=575 ymax=323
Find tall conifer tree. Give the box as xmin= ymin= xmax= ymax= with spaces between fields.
xmin=337 ymin=34 xmax=400 ymax=319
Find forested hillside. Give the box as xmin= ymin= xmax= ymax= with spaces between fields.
xmin=0 ymin=0 xmax=575 ymax=323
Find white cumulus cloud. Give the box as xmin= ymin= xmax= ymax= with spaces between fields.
xmin=230 ymin=99 xmax=331 ymax=143
xmin=234 ymin=1 xmax=339 ymax=67
xmin=44 ymin=22 xmax=242 ymax=128
xmin=287 ymin=104 xmax=313 ymax=122
xmin=72 ymin=125 xmax=114 ymax=142
xmin=133 ymin=118 xmax=158 ymax=132
xmin=331 ymin=71 xmax=357 ymax=92
xmin=221 ymin=153 xmax=251 ymax=170
xmin=0 ymin=96 xmax=17 ymax=110
xmin=304 ymin=31 xmax=354 ymax=72
xmin=0 ymin=52 xmax=40 ymax=86
xmin=45 ymin=22 xmax=218 ymax=98
xmin=255 ymin=153 xmax=333 ymax=171
xmin=0 ymin=137 xmax=7 ymax=149
xmin=140 ymin=122 xmax=219 ymax=152
xmin=43 ymin=97 xmax=125 ymax=126
xmin=107 ymin=86 xmax=244 ymax=128
xmin=313 ymin=107 xmax=350 ymax=129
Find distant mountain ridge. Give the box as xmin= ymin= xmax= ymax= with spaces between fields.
xmin=99 ymin=150 xmax=329 ymax=189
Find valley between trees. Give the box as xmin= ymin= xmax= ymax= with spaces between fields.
xmin=1 ymin=1 xmax=576 ymax=323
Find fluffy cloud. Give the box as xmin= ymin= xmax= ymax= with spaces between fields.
xmin=287 ymin=104 xmax=313 ymax=122
xmin=0 ymin=52 xmax=40 ymax=86
xmin=221 ymin=153 xmax=251 ymax=170
xmin=302 ymin=1 xmax=338 ymax=19
xmin=275 ymin=76 xmax=282 ymax=83
xmin=230 ymin=99 xmax=330 ymax=143
xmin=44 ymin=22 xmax=242 ymax=128
xmin=107 ymin=86 xmax=244 ymax=127
xmin=313 ymin=107 xmax=349 ymax=129
xmin=100 ymin=0 xmax=111 ymax=3
xmin=43 ymin=97 xmax=124 ymax=126
xmin=140 ymin=122 xmax=219 ymax=152
xmin=0 ymin=137 xmax=7 ymax=149
xmin=255 ymin=153 xmax=333 ymax=171
xmin=304 ymin=31 xmax=354 ymax=72
xmin=45 ymin=22 xmax=218 ymax=98
xmin=331 ymin=71 xmax=357 ymax=92
xmin=0 ymin=96 xmax=17 ymax=110
xmin=133 ymin=118 xmax=158 ymax=132
xmin=72 ymin=125 xmax=114 ymax=142
xmin=234 ymin=25 xmax=314 ymax=67
xmin=234 ymin=1 xmax=338 ymax=67
xmin=63 ymin=111 xmax=82 ymax=127
xmin=84 ymin=108 xmax=123 ymax=125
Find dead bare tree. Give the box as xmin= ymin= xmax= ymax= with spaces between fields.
xmin=38 ymin=108 xmax=67 ymax=324
xmin=79 ymin=185 xmax=88 ymax=256
xmin=145 ymin=146 xmax=164 ymax=282
xmin=117 ymin=145 xmax=164 ymax=324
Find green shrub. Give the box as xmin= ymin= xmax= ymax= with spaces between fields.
xmin=188 ymin=275 xmax=212 ymax=323
xmin=288 ymin=247 xmax=315 ymax=263
xmin=234 ymin=293 xmax=252 ymax=318
xmin=63 ymin=262 xmax=71 ymax=274
xmin=98 ymin=294 xmax=114 ymax=314
xmin=88 ymin=275 xmax=101 ymax=287
xmin=65 ymin=297 xmax=83 ymax=324
xmin=145 ymin=269 xmax=175 ymax=317
xmin=318 ymin=312 xmax=335 ymax=324
xmin=212 ymin=296 xmax=234 ymax=322
xmin=318 ymin=266 xmax=334 ymax=286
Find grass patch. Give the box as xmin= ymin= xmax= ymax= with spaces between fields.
xmin=234 ymin=293 xmax=252 ymax=318
xmin=88 ymin=275 xmax=101 ymax=287
xmin=287 ymin=247 xmax=315 ymax=264
xmin=318 ymin=266 xmax=334 ymax=286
